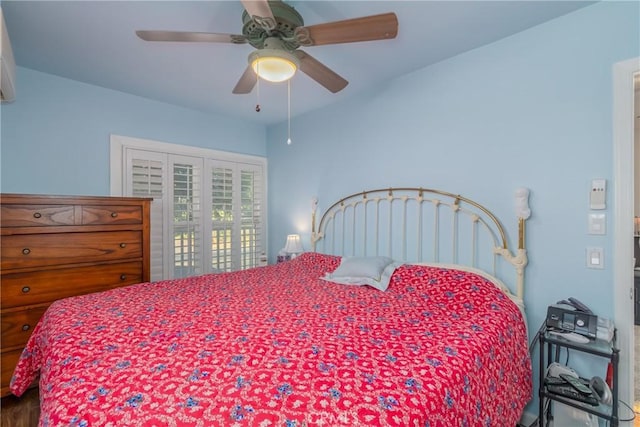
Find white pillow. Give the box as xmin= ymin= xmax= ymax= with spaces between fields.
xmin=322 ymin=256 xmax=399 ymax=291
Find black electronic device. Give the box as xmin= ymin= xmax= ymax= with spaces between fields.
xmin=559 ymin=373 xmax=593 ymax=395
xmin=546 ymin=298 xmax=598 ymax=338
xmin=546 ymin=385 xmax=599 ymax=406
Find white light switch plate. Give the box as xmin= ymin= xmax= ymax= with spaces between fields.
xmin=586 ymin=247 xmax=604 ymax=269
xmin=588 ymin=213 xmax=606 ymax=235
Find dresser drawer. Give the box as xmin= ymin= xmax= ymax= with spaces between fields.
xmin=1 ymin=261 xmax=143 ymax=308
xmin=1 ymin=306 xmax=49 ymax=350
xmin=1 ymin=231 xmax=142 ymax=269
xmin=82 ymin=205 xmax=143 ymax=225
xmin=1 ymin=204 xmax=76 ymax=227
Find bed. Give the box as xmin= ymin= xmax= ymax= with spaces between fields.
xmin=10 ymin=187 xmax=533 ymax=426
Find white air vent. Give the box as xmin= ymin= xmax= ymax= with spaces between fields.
xmin=0 ymin=7 xmax=16 ymax=103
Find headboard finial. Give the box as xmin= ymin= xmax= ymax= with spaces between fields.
xmin=514 ymin=188 xmax=531 ymax=220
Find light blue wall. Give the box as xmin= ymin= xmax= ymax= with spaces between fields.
xmin=267 ymin=1 xmax=639 ymax=413
xmin=1 ymin=67 xmax=266 ymax=195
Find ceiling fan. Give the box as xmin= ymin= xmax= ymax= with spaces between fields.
xmin=136 ymin=0 xmax=398 ymax=94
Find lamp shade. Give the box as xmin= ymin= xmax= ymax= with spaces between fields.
xmin=283 ymin=234 xmax=303 ymax=255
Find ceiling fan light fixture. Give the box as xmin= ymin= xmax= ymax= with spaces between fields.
xmin=249 ymin=49 xmax=300 ymax=83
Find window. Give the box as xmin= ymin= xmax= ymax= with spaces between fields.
xmin=111 ymin=135 xmax=267 ymax=281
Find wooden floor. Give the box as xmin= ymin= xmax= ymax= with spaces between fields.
xmin=0 ymin=388 xmax=39 ymax=427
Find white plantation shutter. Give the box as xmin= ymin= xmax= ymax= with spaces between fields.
xmin=211 ymin=165 xmax=235 ymax=272
xmin=125 ymin=151 xmax=166 ymax=282
xmin=240 ymin=165 xmax=264 ymax=270
xmin=209 ymin=161 xmax=265 ymax=272
xmin=113 ymin=135 xmax=266 ymax=281
xmin=131 ymin=158 xmax=163 ymax=197
xmin=171 ymin=156 xmax=203 ymax=278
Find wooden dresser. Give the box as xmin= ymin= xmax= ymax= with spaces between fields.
xmin=0 ymin=194 xmax=151 ymax=396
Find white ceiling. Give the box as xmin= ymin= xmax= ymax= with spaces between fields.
xmin=2 ymin=1 xmax=595 ymax=125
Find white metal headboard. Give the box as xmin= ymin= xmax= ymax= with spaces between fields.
xmin=311 ymin=187 xmax=529 ymax=300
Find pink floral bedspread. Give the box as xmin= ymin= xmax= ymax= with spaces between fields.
xmin=11 ymin=252 xmax=531 ymax=426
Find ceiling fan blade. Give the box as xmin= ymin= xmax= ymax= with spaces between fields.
xmin=294 ymin=50 xmax=348 ymax=93
xmin=241 ymin=0 xmax=276 ymax=31
xmin=136 ymin=30 xmax=247 ymax=44
xmin=232 ymin=64 xmax=258 ymax=94
xmin=294 ymin=12 xmax=398 ymax=46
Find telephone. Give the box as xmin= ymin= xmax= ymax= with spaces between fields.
xmin=556 ymin=297 xmax=594 ymax=314
xmin=546 ymin=297 xmax=598 ymax=339
xmin=546 ymin=362 xmax=578 ymax=379
xmin=546 ymin=362 xmax=612 ymax=405
xmin=589 ymin=376 xmax=612 ymax=405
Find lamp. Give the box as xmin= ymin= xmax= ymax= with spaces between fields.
xmin=283 ymin=234 xmax=303 ymax=258
xmin=248 ymin=38 xmax=300 ymax=83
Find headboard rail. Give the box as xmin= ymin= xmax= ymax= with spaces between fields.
xmin=311 ymin=187 xmax=529 ymax=300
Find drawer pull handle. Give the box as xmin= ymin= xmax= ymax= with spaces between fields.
xmin=111 ymin=212 xmax=118 ymax=218
xmin=22 ymin=286 xmax=31 ymax=293
xmin=22 ymin=324 xmax=30 ymax=332
xmin=22 ymin=248 xmax=31 ymax=255
xmin=33 ymin=212 xmax=42 ymax=219
xmin=120 ymin=274 xmax=127 ymax=281
xmin=119 ymin=243 xmax=127 ymax=248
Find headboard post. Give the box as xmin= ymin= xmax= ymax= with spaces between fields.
xmin=311 ymin=197 xmax=318 ymax=234
xmin=494 ymin=246 xmax=527 ymax=301
xmin=311 ymin=195 xmax=321 ymax=250
xmin=514 ymin=187 xmax=531 ymax=299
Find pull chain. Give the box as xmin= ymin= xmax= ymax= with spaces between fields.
xmin=287 ymin=79 xmax=292 ymax=145
xmin=255 ymin=63 xmax=261 ymax=112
